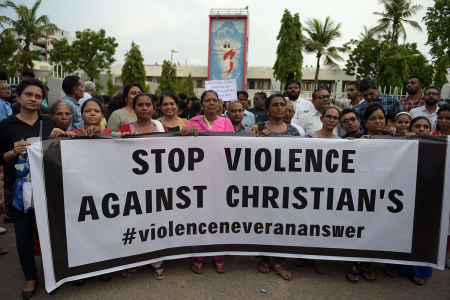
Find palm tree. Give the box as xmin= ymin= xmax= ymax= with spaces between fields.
xmin=303 ymin=16 xmax=347 ymax=86
xmin=3 ymin=0 xmax=58 ymax=70
xmin=373 ymin=0 xmax=423 ymax=46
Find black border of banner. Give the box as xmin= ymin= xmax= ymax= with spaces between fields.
xmin=41 ymin=133 xmax=448 ymax=282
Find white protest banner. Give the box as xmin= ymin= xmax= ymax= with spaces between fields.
xmin=28 ymin=134 xmax=450 ymax=292
xmin=205 ymin=79 xmax=237 ymax=101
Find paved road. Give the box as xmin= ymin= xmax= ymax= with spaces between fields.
xmin=1 ymin=221 xmax=450 ymax=299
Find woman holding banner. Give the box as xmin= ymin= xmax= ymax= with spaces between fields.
xmin=304 ymin=107 xmax=341 ymax=139
xmin=188 ymin=90 xmax=233 ymax=274
xmin=255 ymin=93 xmax=298 ymax=280
xmin=159 ymin=92 xmax=188 ymax=132
xmin=70 ymin=99 xmax=116 ymax=136
xmin=254 ymin=93 xmax=300 ymax=137
xmin=0 ymin=79 xmax=70 ymax=299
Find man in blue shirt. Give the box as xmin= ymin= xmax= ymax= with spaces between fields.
xmin=358 ymin=77 xmax=403 ymax=127
xmin=248 ymin=92 xmax=270 ymax=124
xmin=61 ymin=75 xmax=85 ymax=130
xmin=0 ymin=80 xmax=12 ymax=121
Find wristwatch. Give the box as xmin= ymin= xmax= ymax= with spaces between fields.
xmin=9 ymin=149 xmax=17 ymax=158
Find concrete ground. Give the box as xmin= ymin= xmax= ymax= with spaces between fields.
xmin=1 ymin=220 xmax=450 ymax=300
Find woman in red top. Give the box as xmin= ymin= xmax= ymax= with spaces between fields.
xmin=71 ymin=99 xmax=115 ymax=136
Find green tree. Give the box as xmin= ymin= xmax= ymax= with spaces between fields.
xmin=48 ymin=29 xmax=118 ymax=89
xmin=106 ymin=70 xmax=118 ymax=96
xmin=434 ymin=54 xmax=450 ymax=88
xmin=155 ymin=60 xmax=178 ymax=96
xmin=373 ymin=0 xmax=423 ymax=46
xmin=402 ymin=43 xmax=433 ymax=87
xmin=121 ymin=41 xmax=147 ymax=91
xmin=376 ymin=43 xmax=410 ymax=88
xmin=178 ymin=73 xmax=195 ymax=97
xmin=273 ymin=9 xmax=303 ymax=91
xmin=3 ymin=0 xmax=58 ymax=70
xmin=344 ymin=37 xmax=383 ymax=80
xmin=0 ymin=31 xmax=19 ymax=77
xmin=303 ymin=16 xmax=347 ymax=85
xmin=424 ymin=0 xmax=450 ymax=62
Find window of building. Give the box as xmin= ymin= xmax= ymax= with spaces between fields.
xmin=249 ymin=81 xmax=255 ymax=89
xmin=197 ymin=80 xmax=203 ymax=88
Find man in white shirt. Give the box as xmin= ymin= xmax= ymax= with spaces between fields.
xmin=78 ymin=81 xmax=96 ymax=106
xmin=286 ymin=80 xmax=314 ymax=122
xmin=298 ymin=85 xmax=339 ymax=136
xmin=410 ymin=86 xmax=440 ymax=131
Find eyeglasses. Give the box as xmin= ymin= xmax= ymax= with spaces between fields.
xmin=323 ymin=114 xmax=340 ymax=121
xmin=424 ymin=92 xmax=439 ymax=96
xmin=22 ymin=92 xmax=43 ymax=101
xmin=342 ymin=117 xmax=358 ymax=124
xmin=315 ymin=95 xmax=331 ymax=100
xmin=0 ymin=87 xmax=11 ymax=92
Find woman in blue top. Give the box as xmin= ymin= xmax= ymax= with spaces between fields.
xmin=305 ymin=107 xmax=341 ymax=139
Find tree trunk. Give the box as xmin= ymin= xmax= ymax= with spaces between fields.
xmin=314 ymin=55 xmax=321 ymax=86
xmin=390 ymin=20 xmax=398 ymax=47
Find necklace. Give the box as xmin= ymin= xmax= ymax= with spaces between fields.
xmin=203 ymin=115 xmax=217 ymax=130
xmin=135 ymin=121 xmax=151 ymax=133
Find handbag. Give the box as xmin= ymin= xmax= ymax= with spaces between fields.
xmin=12 ymin=120 xmax=42 ymax=212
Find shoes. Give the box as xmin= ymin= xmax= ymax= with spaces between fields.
xmin=446 ymin=259 xmax=450 ymax=269
xmin=21 ymin=280 xmax=38 ymax=300
xmin=3 ymin=217 xmax=13 ymax=223
xmin=0 ymin=227 xmax=6 ymax=234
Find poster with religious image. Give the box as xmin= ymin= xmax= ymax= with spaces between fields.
xmin=208 ymin=15 xmax=248 ymax=91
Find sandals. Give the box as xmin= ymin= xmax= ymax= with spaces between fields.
xmin=121 ymin=266 xmax=143 ymax=278
xmin=154 ymin=267 xmax=166 ymax=280
xmin=346 ymin=269 xmax=359 ymax=284
xmin=213 ymin=259 xmax=227 ymax=274
xmin=191 ymin=260 xmax=204 ymax=274
xmin=411 ymin=275 xmax=425 ymax=286
xmin=385 ymin=267 xmax=397 ymax=278
xmin=360 ymin=267 xmax=376 ymax=282
xmin=73 ymin=279 xmax=85 ymax=286
xmin=22 ymin=280 xmax=38 ymax=300
xmin=257 ymin=259 xmax=270 ymax=274
xmin=272 ymin=263 xmax=294 ymax=281
xmin=100 ymin=273 xmax=112 ymax=282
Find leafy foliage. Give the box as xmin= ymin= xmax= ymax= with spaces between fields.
xmin=344 ymin=37 xmax=383 ymax=80
xmin=273 ymin=9 xmax=303 ymax=91
xmin=434 ymin=54 xmax=450 ymax=88
xmin=155 ymin=60 xmax=178 ymax=97
xmin=424 ymin=0 xmax=450 ymax=60
xmin=107 ymin=70 xmax=118 ymax=96
xmin=178 ymin=73 xmax=195 ymax=97
xmin=0 ymin=31 xmax=19 ymax=77
xmin=376 ymin=43 xmax=410 ymax=88
xmin=121 ymin=42 xmax=147 ymax=92
xmin=3 ymin=0 xmax=58 ymax=70
xmin=48 ymin=29 xmax=118 ymax=89
xmin=373 ymin=0 xmax=423 ymax=46
xmin=303 ymin=16 xmax=347 ymax=85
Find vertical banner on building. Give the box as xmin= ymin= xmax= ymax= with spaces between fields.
xmin=208 ymin=13 xmax=248 ymax=91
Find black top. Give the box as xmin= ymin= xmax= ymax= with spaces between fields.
xmin=0 ymin=114 xmax=56 ymax=191
xmin=167 ymin=125 xmax=180 ymax=132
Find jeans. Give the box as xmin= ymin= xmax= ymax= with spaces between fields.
xmin=12 ymin=210 xmax=38 ymax=281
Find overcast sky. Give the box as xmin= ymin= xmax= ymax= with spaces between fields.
xmin=1 ymin=0 xmax=436 ymax=68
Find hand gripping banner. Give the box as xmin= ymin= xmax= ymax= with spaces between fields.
xmin=27 ymin=133 xmax=450 ymax=292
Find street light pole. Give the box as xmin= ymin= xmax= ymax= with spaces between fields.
xmin=171 ymin=50 xmax=178 ymax=64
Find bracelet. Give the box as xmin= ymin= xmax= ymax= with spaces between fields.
xmin=9 ymin=149 xmax=17 ymax=158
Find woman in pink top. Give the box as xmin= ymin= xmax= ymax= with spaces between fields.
xmin=187 ymin=90 xmax=234 ymax=133
xmin=188 ymin=90 xmax=233 ymax=275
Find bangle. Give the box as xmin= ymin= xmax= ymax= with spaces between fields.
xmin=9 ymin=149 xmax=17 ymax=158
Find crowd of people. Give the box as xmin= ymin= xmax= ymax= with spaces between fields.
xmin=0 ymin=69 xmax=448 ymax=299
